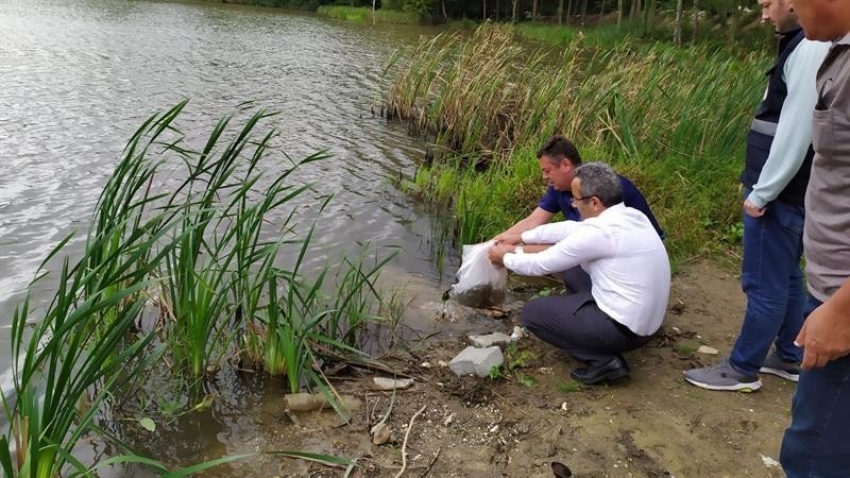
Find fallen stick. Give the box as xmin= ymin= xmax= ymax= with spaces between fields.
xmin=419 ymin=447 xmax=442 ymax=478
xmin=394 ymin=404 xmax=427 ymax=478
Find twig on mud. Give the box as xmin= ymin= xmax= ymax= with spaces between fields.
xmin=419 ymin=447 xmax=442 ymax=478
xmin=394 ymin=404 xmax=427 ymax=478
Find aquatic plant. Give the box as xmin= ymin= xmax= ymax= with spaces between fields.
xmin=1 ymin=101 xmax=398 ymax=475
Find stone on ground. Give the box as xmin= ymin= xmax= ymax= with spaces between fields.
xmin=449 ymin=346 xmax=504 ymax=377
xmin=468 ymin=332 xmax=512 ymax=348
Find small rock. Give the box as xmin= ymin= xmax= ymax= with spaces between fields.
xmin=438 ymin=360 xmax=448 ymax=367
xmin=448 ymin=346 xmax=504 ymax=377
xmin=671 ymin=326 xmax=682 ymax=334
xmin=761 ymin=454 xmax=780 ymax=468
xmin=443 ymin=413 xmax=455 ymax=426
xmin=489 ymin=424 xmax=500 ymax=433
xmin=420 ymin=362 xmax=432 ymax=368
xmin=510 ymin=325 xmax=526 ymax=340
xmin=468 ymin=332 xmax=512 ymax=348
xmin=697 ymin=345 xmax=719 ymax=355
xmin=373 ymin=377 xmax=414 ymax=391
xmin=371 ymin=422 xmax=392 ymax=445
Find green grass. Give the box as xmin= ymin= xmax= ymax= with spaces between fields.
xmin=675 ymin=343 xmax=698 ymax=357
xmin=317 ymin=5 xmax=420 ymax=24
xmin=383 ymin=24 xmax=766 ymax=261
xmin=556 ymin=380 xmax=585 ymax=393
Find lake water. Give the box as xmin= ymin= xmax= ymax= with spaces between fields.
xmin=0 ymin=0 xmax=471 ymax=468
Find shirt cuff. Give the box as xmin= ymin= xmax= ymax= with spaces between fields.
xmin=747 ymin=190 xmax=768 ymax=209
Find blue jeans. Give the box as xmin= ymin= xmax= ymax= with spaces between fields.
xmin=730 ymin=194 xmax=805 ymax=376
xmin=780 ymin=295 xmax=850 ymax=477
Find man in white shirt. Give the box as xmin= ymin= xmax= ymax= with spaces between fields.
xmin=489 ymin=162 xmax=671 ymax=385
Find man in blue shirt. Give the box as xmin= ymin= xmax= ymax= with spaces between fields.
xmin=494 ymin=136 xmax=664 ymax=245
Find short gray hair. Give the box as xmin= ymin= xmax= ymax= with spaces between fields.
xmin=574 ymin=162 xmax=624 ymax=207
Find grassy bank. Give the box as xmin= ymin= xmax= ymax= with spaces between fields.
xmin=385 ymin=25 xmax=767 ymax=261
xmin=316 ymin=5 xmax=420 ymax=24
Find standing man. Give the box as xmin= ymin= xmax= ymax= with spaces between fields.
xmin=779 ymin=0 xmax=850 ymax=474
xmin=489 ymin=163 xmax=670 ymax=385
xmin=494 ymin=135 xmax=664 ymax=244
xmin=683 ymin=0 xmax=829 ymax=392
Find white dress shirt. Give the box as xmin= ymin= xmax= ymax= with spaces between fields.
xmin=504 ymin=203 xmax=671 ymax=336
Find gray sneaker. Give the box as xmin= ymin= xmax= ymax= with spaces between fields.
xmin=760 ymin=352 xmax=801 ymax=382
xmin=683 ymin=358 xmax=762 ymax=392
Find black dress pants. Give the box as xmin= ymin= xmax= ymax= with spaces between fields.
xmin=522 ymin=266 xmax=652 ymax=367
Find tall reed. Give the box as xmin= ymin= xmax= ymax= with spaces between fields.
xmin=386 ymin=25 xmax=766 ymax=259
xmin=2 ymin=102 xmax=396 ymax=474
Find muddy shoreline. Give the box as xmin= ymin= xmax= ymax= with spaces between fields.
xmin=184 ymin=260 xmax=791 ymax=477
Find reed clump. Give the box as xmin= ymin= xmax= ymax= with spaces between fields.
xmin=1 ymin=102 xmax=395 ymax=475
xmin=385 ymin=24 xmax=767 ymax=259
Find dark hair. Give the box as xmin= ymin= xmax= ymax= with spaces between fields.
xmin=574 ymin=162 xmax=624 ymax=207
xmin=536 ymin=135 xmax=582 ymax=166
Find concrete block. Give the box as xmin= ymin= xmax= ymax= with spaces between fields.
xmin=468 ymin=332 xmax=512 ymax=348
xmin=449 ymin=346 xmax=504 ymax=377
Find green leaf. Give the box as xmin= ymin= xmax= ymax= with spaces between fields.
xmin=139 ymin=417 xmax=156 ymax=432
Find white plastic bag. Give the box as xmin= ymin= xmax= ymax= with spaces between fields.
xmin=449 ymin=240 xmax=507 ymax=308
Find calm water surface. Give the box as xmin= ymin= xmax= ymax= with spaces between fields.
xmin=0 ymin=0 xmax=467 ymax=471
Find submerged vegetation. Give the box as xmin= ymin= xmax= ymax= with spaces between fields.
xmin=1 ymin=101 xmax=400 ymax=475
xmin=383 ymin=25 xmax=766 ymax=260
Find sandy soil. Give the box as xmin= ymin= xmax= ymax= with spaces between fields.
xmin=229 ymin=260 xmax=794 ymax=478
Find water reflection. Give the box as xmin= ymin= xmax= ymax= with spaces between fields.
xmin=0 ymin=0 xmax=466 ymax=471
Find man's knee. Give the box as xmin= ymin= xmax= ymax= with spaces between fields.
xmin=520 ymin=298 xmax=548 ymax=329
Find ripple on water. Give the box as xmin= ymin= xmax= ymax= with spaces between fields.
xmin=0 ymin=0 xmax=456 ymax=380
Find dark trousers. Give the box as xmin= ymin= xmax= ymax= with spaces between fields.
xmin=780 ymin=294 xmax=850 ymax=477
xmin=522 ymin=266 xmax=652 ymax=368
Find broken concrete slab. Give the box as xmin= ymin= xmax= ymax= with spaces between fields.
xmin=449 ymin=345 xmax=504 ymax=377
xmin=468 ymin=332 xmax=512 ymax=348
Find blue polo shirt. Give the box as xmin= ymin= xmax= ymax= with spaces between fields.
xmin=538 ymin=174 xmax=665 ymax=239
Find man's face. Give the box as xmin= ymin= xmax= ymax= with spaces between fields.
xmin=760 ymin=0 xmax=797 ymax=32
xmin=539 ymin=155 xmax=575 ymax=192
xmin=789 ymin=0 xmax=847 ymax=41
xmin=570 ymin=177 xmax=596 ymax=220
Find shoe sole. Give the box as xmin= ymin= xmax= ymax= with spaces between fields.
xmin=574 ymin=368 xmax=630 ymax=385
xmin=684 ymin=376 xmax=762 ymax=392
xmin=759 ymin=366 xmax=800 ymax=382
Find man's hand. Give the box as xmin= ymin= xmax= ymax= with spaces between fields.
xmin=743 ymin=198 xmax=765 ymax=218
xmin=796 ymin=299 xmax=850 ymax=369
xmin=493 ymin=233 xmax=523 ymax=246
xmin=488 ymin=244 xmax=514 ymax=267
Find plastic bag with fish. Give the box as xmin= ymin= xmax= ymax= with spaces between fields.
xmin=449 ymin=240 xmax=507 ymax=308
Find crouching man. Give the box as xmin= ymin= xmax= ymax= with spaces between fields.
xmin=489 ymin=162 xmax=671 ymax=385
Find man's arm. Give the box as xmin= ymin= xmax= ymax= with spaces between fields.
xmin=498 ymin=224 xmax=612 ymax=276
xmin=494 ymin=207 xmax=555 ymax=244
xmin=746 ymin=40 xmax=831 ymax=214
xmin=796 ymin=279 xmax=850 ymax=369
